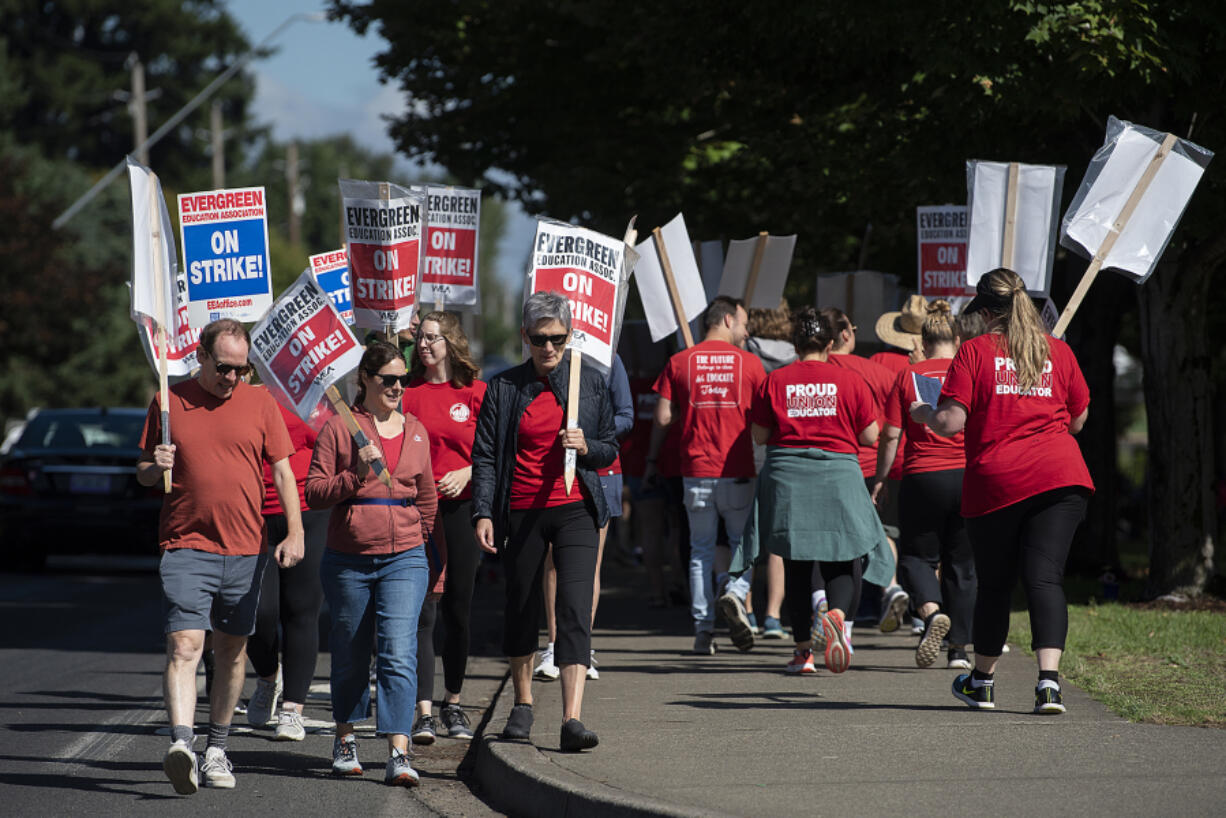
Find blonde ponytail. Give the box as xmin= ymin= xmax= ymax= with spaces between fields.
xmin=980 ymin=268 xmax=1048 ymax=393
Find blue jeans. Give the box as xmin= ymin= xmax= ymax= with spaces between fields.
xmin=683 ymin=476 xmax=755 ymax=634
xmin=321 ymin=546 xmax=428 ymax=737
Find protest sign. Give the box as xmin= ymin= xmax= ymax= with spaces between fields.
xmin=694 ymin=240 xmax=724 ymax=302
xmin=137 ymin=267 xmax=199 ymax=377
xmin=719 ymin=232 xmax=796 ymax=309
xmin=916 ymin=205 xmax=971 ymax=299
xmin=814 ymin=270 xmax=903 ymax=346
xmin=178 ymin=186 xmax=272 ymax=327
xmin=340 ymin=179 xmax=425 ymax=334
xmin=421 ymin=185 xmax=480 ymax=309
xmin=309 ymin=249 xmax=355 ymax=325
xmin=965 ymin=161 xmax=1065 ymax=296
xmin=1055 ymin=117 xmax=1214 ymax=335
xmin=250 ymin=269 xmax=365 ymax=430
xmin=634 ymin=213 xmax=707 ymax=345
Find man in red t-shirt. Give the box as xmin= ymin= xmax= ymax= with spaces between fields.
xmin=138 ymin=319 xmax=301 ymax=795
xmin=644 ymin=296 xmax=766 ymax=655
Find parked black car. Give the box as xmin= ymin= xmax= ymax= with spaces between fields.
xmin=0 ymin=408 xmax=161 ymax=570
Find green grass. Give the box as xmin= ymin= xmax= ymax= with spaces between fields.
xmin=1009 ymin=602 xmax=1226 ymax=726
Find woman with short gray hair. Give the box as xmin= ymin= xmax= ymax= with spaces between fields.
xmin=471 ymin=291 xmax=616 ymax=752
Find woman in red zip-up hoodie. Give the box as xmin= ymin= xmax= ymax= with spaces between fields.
xmin=305 ymin=341 xmax=445 ymax=787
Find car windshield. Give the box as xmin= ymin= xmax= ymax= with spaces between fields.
xmin=18 ymin=413 xmax=145 ymax=450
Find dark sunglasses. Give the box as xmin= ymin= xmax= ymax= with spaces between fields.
xmin=213 ymin=361 xmax=252 ymax=377
xmin=369 ymin=371 xmax=412 ymax=388
xmin=527 ymin=333 xmax=568 ymax=348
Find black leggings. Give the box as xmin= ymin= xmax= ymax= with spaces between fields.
xmin=249 ymin=508 xmax=328 ymax=704
xmin=504 ymin=502 xmax=598 ymax=666
xmin=783 ymin=558 xmax=861 ymax=643
xmin=964 ymin=487 xmax=1088 ymax=656
xmin=414 ymin=499 xmax=482 ymax=703
xmin=897 ymin=470 xmax=977 ymax=645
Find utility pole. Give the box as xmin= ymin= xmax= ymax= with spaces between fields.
xmin=338 ymin=162 xmax=349 ymax=249
xmin=130 ymin=57 xmax=149 ymax=165
xmin=286 ymin=141 xmax=301 ymax=246
xmin=210 ymin=100 xmax=226 ymax=188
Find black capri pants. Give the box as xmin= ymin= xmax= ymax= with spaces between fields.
xmin=783 ymin=558 xmax=861 ymax=642
xmin=964 ymin=486 xmax=1088 ymax=657
xmin=897 ymin=469 xmax=976 ymax=646
xmin=503 ymin=501 xmax=598 ymax=666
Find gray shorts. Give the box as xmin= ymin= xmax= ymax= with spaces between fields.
xmin=599 ymin=472 xmax=624 ymax=519
xmin=160 ymin=549 xmax=266 ymax=636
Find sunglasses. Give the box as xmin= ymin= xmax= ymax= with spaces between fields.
xmin=369 ymin=372 xmax=412 ymax=388
xmin=419 ymin=333 xmax=446 ymax=346
xmin=213 ymin=361 xmax=252 ymax=377
xmin=527 ymin=333 xmax=568 ymax=348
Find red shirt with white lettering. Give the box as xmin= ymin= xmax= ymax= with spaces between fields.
xmin=940 ymin=333 xmax=1093 ymax=517
xmin=402 ymin=378 xmax=487 ymax=501
xmin=884 ymin=358 xmax=965 ymax=475
xmin=829 ymin=353 xmax=896 ymax=477
xmin=750 ymin=359 xmax=876 ymax=454
xmin=653 ymin=340 xmax=766 ymax=479
xmin=510 ymin=379 xmax=583 ymax=509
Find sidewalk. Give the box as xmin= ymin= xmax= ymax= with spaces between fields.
xmin=473 ymin=563 xmax=1226 ymax=817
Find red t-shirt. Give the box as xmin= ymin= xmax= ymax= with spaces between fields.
xmin=871 ymin=350 xmax=910 ymax=479
xmin=381 ymin=430 xmax=405 ymax=475
xmin=829 ymin=353 xmax=895 ymax=477
xmin=262 ymin=400 xmax=315 ymax=515
xmin=141 ymin=380 xmax=294 ymax=556
xmin=884 ymin=358 xmax=966 ymax=476
xmin=940 ymin=333 xmax=1094 ymax=516
xmin=510 ymin=380 xmax=582 ymax=509
xmin=749 ymin=360 xmax=876 ymax=454
xmin=617 ymin=376 xmax=657 ymax=478
xmin=401 ymin=378 xmax=486 ymax=500
xmin=653 ymin=340 xmax=766 ymax=479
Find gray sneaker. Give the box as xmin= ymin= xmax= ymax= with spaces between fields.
xmin=717 ymin=592 xmax=755 ymax=652
xmin=692 ymin=631 xmax=716 ymax=655
xmin=162 ymin=739 xmax=198 ymax=795
xmin=385 ymin=748 xmax=419 ymax=787
xmin=200 ymin=746 xmax=235 ymax=789
xmin=878 ymin=585 xmax=910 ymax=633
xmin=411 ymin=713 xmax=438 ymax=745
xmin=332 ymin=735 xmax=362 ymax=776
xmin=246 ymin=674 xmax=281 ymax=728
xmin=273 ymin=709 xmax=306 ymax=742
xmin=439 ymin=703 xmax=474 ymax=739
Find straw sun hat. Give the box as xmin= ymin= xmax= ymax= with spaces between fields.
xmin=874 ymin=294 xmax=929 ymax=350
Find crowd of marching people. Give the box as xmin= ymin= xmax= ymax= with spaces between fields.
xmin=143 ymin=267 xmax=1091 ymax=795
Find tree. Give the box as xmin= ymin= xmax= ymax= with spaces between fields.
xmin=334 ymin=0 xmax=1226 ymax=594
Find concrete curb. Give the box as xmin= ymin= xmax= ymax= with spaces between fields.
xmin=472 ymin=671 xmax=733 ymax=818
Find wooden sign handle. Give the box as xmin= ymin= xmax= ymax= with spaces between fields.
xmin=563 ymin=349 xmax=582 ymax=494
xmin=1053 ymin=132 xmax=1178 ymax=337
xmin=325 ymin=385 xmax=394 ymax=489
xmin=1001 ymin=162 xmax=1020 ymax=271
xmin=744 ymin=230 xmax=768 ymax=306
xmin=652 ymin=227 xmax=694 ymax=348
xmin=148 ymin=174 xmax=173 ymax=494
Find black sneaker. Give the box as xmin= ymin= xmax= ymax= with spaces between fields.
xmin=411 ymin=714 xmax=438 ymax=745
xmin=502 ymin=703 xmax=533 ymax=741
xmin=559 ymin=718 xmax=599 ymax=752
xmin=1034 ymin=682 xmax=1067 ymax=714
xmin=952 ymin=673 xmax=995 ymax=709
xmin=439 ymin=704 xmax=473 ymax=739
xmin=947 ymin=646 xmax=972 ymax=670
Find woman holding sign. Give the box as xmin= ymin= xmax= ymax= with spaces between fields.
xmin=911 ymin=269 xmax=1091 ymax=714
xmin=305 ymin=342 xmax=445 ymax=786
xmin=401 ymin=312 xmax=486 ymax=744
xmin=472 ymin=291 xmax=617 ymax=752
xmin=871 ymin=301 xmax=977 ymax=671
xmin=737 ymin=307 xmax=895 ymax=675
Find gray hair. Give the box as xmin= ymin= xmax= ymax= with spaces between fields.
xmin=522 ymin=290 xmax=572 ymax=333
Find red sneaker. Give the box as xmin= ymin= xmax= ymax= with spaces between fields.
xmin=822 ymin=609 xmax=850 ymax=673
xmin=785 ymin=648 xmax=817 ymax=675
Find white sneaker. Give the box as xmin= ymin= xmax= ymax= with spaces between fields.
xmin=162 ymin=739 xmax=198 ymax=795
xmin=274 ymin=709 xmax=306 ymax=741
xmin=878 ymin=585 xmax=910 ymax=633
xmin=534 ymin=644 xmax=560 ymax=681
xmin=200 ymin=746 xmax=235 ymax=789
xmin=247 ymin=672 xmax=282 ymax=728
xmin=586 ymin=650 xmax=599 ymax=680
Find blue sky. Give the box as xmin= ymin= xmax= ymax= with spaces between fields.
xmin=223 ymin=2 xmax=534 ymax=282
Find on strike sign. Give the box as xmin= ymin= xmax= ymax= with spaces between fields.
xmin=916 ymin=205 xmax=971 ymax=299
xmin=421 ymin=185 xmax=480 ymax=307
xmin=340 ymin=179 xmax=425 ymax=331
xmin=528 ymin=221 xmax=627 ymax=368
xmin=309 ymin=249 xmax=354 ymax=325
xmin=250 ymin=270 xmax=364 ymax=429
xmin=178 ymin=186 xmax=272 ymax=326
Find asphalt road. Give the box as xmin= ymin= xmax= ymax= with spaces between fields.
xmin=0 ymin=554 xmax=506 ymax=816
